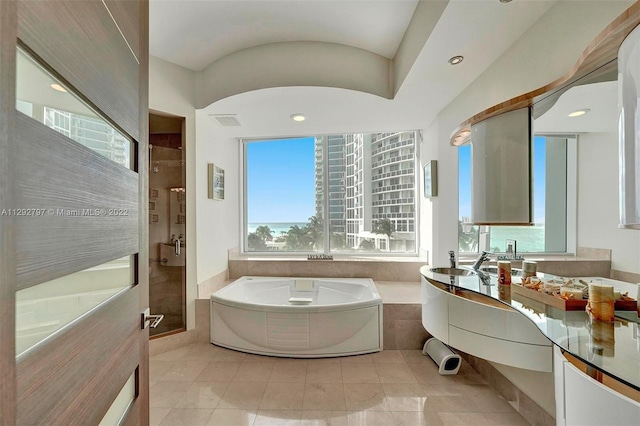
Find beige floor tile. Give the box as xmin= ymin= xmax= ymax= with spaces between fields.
xmin=391 ymin=411 xmax=443 ymax=426
xmin=371 ymin=350 xmax=406 ymax=363
xmin=159 ymin=408 xmax=214 ymax=425
xmin=196 ymin=361 xmax=242 ymax=382
xmin=420 ymin=384 xmax=467 ymax=397
xmin=374 ymin=363 xmax=417 ymax=384
xmin=306 ymin=362 xmax=343 ymax=383
xmin=206 ymin=409 xmax=257 ymax=426
xmin=423 ymin=395 xmax=480 ymax=412
xmin=243 ymin=353 xmax=278 ymax=362
xmin=218 ymin=381 xmax=268 ymax=409
xmin=399 ymin=350 xmax=431 ymax=364
xmin=233 ymin=361 xmax=275 ymax=382
xmin=175 ymin=382 xmax=229 ymax=409
xmin=260 ymin=382 xmax=305 ymax=410
xmin=159 ymin=361 xmax=209 ymax=382
xmin=341 ymin=363 xmax=380 ymax=384
xmin=300 ymin=411 xmax=348 ymax=426
xmin=343 ymin=383 xmax=389 ymax=412
xmin=382 ymin=383 xmax=426 ymax=412
xmin=150 ymin=381 xmax=192 ymax=408
xmin=254 ymin=409 xmax=302 ymax=425
xmin=437 ymin=412 xmax=490 ymax=425
xmin=150 ymin=408 xmax=171 ymax=426
xmin=460 ymin=384 xmax=515 ymax=413
xmin=213 ymin=347 xmax=248 ymax=362
xmin=453 ymin=372 xmax=489 ymax=386
xmin=340 ymin=354 xmax=373 ymax=364
xmin=346 ymin=410 xmax=395 ymax=426
xmin=303 ymin=383 xmax=346 ymax=411
xmin=150 ymin=361 xmax=178 ymax=381
xmin=151 ymin=346 xmax=194 ymax=361
xmin=181 ymin=343 xmax=222 ymax=361
xmin=407 ymin=363 xmax=455 ymax=385
xmin=482 ymin=412 xmax=529 ymax=425
xmin=269 ymin=360 xmax=308 ymax=382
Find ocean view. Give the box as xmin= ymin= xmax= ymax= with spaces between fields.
xmin=489 ymin=225 xmax=545 ymax=252
xmin=248 ymin=222 xmax=307 ymax=237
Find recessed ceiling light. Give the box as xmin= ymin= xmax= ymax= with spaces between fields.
xmin=290 ymin=113 xmax=306 ymax=122
xmin=499 ymin=0 xmax=513 ymax=3
xmin=568 ymin=108 xmax=591 ymax=117
xmin=448 ymin=56 xmax=464 ymax=65
xmin=50 ymin=83 xmax=67 ymax=93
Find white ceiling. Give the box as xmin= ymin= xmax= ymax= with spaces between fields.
xmin=150 ymin=0 xmax=419 ymax=71
xmin=151 ymin=0 xmax=609 ymax=138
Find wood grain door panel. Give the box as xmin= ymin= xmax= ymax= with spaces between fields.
xmin=14 ymin=112 xmax=139 ymax=291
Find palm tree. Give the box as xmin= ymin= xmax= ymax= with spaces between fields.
xmin=255 ymin=225 xmax=273 ymax=242
xmin=374 ymin=218 xmax=395 ymax=240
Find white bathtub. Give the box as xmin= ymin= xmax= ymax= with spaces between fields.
xmin=210 ymin=276 xmax=383 ymax=357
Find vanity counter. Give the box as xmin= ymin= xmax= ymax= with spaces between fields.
xmin=420 ymin=265 xmax=640 ymax=392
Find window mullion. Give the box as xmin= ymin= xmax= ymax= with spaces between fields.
xmin=323 ymin=136 xmax=330 ymax=254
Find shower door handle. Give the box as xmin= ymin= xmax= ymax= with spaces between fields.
xmin=175 ymin=239 xmax=180 ymax=256
xmin=141 ymin=308 xmax=164 ymax=329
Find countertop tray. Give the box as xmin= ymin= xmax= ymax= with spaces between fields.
xmin=511 ymin=283 xmax=637 ymax=311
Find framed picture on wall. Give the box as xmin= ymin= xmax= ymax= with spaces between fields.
xmin=208 ymin=163 xmax=225 ymax=200
xmin=150 ymin=188 xmax=159 ymax=199
xmin=424 ymin=160 xmax=438 ymax=198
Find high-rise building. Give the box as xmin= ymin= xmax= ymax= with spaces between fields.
xmin=44 ymin=107 xmax=130 ymax=168
xmin=316 ymin=131 xmax=416 ymax=251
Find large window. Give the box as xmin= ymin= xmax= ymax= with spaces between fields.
xmin=244 ymin=132 xmax=419 ymax=254
xmin=459 ymin=135 xmax=571 ymax=253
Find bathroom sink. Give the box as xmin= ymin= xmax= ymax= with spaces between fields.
xmin=429 ymin=267 xmax=476 ymax=276
xmin=479 ymin=266 xmax=522 ymax=276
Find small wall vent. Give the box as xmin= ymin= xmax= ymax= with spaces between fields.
xmin=209 ymin=114 xmax=241 ymax=127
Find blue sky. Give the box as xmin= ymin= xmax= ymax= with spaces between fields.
xmin=246 ymin=137 xmax=316 ymax=223
xmin=459 ymin=136 xmax=546 ymax=223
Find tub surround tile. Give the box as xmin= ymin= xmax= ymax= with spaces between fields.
xmin=206 ymin=408 xmax=257 ymax=426
xmin=610 ymin=269 xmax=640 ymax=283
xmin=197 ymin=269 xmax=230 ymax=299
xmin=159 ymin=408 xmax=214 ymax=425
xmin=343 ymin=383 xmax=389 ymax=412
xmin=577 ymin=247 xmax=612 ymax=260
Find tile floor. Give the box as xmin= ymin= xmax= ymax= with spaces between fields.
xmin=150 ymin=343 xmax=530 ymax=426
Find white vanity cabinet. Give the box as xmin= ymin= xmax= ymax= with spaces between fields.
xmin=554 ymin=347 xmax=640 ymax=425
xmin=421 ymin=276 xmax=553 ymax=372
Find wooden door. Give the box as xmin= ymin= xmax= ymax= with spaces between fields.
xmin=0 ymin=0 xmax=149 ymax=424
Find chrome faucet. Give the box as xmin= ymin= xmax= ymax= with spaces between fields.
xmin=471 ymin=250 xmax=493 ymax=270
xmin=448 ymin=250 xmax=456 ymax=268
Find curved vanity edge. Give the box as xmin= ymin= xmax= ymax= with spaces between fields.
xmin=420 ymin=265 xmax=640 ymax=393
